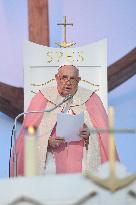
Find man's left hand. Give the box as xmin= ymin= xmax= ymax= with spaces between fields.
xmin=79 ymin=127 xmax=90 ymax=140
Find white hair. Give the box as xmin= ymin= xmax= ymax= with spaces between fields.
xmin=57 ymin=64 xmax=79 ymax=77
xmin=58 ymin=61 xmax=79 ymax=73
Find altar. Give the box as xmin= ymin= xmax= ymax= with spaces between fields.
xmin=0 ymin=162 xmax=136 ymax=205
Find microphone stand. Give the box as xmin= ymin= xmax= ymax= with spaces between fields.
xmin=11 ymin=94 xmax=73 ymax=177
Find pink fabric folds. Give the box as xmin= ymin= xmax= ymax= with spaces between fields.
xmin=86 ymin=93 xmax=119 ymax=162
xmin=10 ymin=91 xmax=47 ymax=176
xmin=49 ymin=125 xmax=84 ymax=173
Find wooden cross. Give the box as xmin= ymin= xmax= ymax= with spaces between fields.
xmin=28 ymin=0 xmax=49 ymax=45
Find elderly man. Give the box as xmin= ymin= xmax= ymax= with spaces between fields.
xmin=10 ymin=64 xmax=115 ymax=176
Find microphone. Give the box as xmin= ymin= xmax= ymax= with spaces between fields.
xmin=10 ymin=93 xmax=73 ymax=177
xmin=62 ymin=95 xmax=73 ymax=113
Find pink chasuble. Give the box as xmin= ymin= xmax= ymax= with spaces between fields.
xmin=10 ymin=91 xmax=48 ymax=176
xmin=49 ymin=125 xmax=84 ymax=174
xmin=10 ymin=90 xmax=118 ymax=177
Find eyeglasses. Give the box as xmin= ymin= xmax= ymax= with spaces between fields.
xmin=59 ymin=75 xmax=79 ymax=84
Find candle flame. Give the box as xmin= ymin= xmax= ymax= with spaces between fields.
xmin=28 ymin=126 xmax=35 ymax=135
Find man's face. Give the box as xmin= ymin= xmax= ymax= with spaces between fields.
xmin=55 ymin=65 xmax=81 ymax=97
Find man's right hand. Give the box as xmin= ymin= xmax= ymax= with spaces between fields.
xmin=49 ymin=137 xmax=65 ymax=148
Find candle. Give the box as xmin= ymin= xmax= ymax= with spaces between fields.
xmin=24 ymin=126 xmax=38 ymax=176
xmin=108 ymin=106 xmax=116 ymax=175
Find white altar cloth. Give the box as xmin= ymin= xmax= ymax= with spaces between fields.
xmin=0 ymin=162 xmax=136 ymax=205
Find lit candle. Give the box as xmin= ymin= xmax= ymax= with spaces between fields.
xmin=24 ymin=126 xmax=38 ymax=176
xmin=108 ymin=106 xmax=115 ymax=175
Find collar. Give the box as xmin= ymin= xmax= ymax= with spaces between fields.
xmin=41 ymin=86 xmax=94 ymax=107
